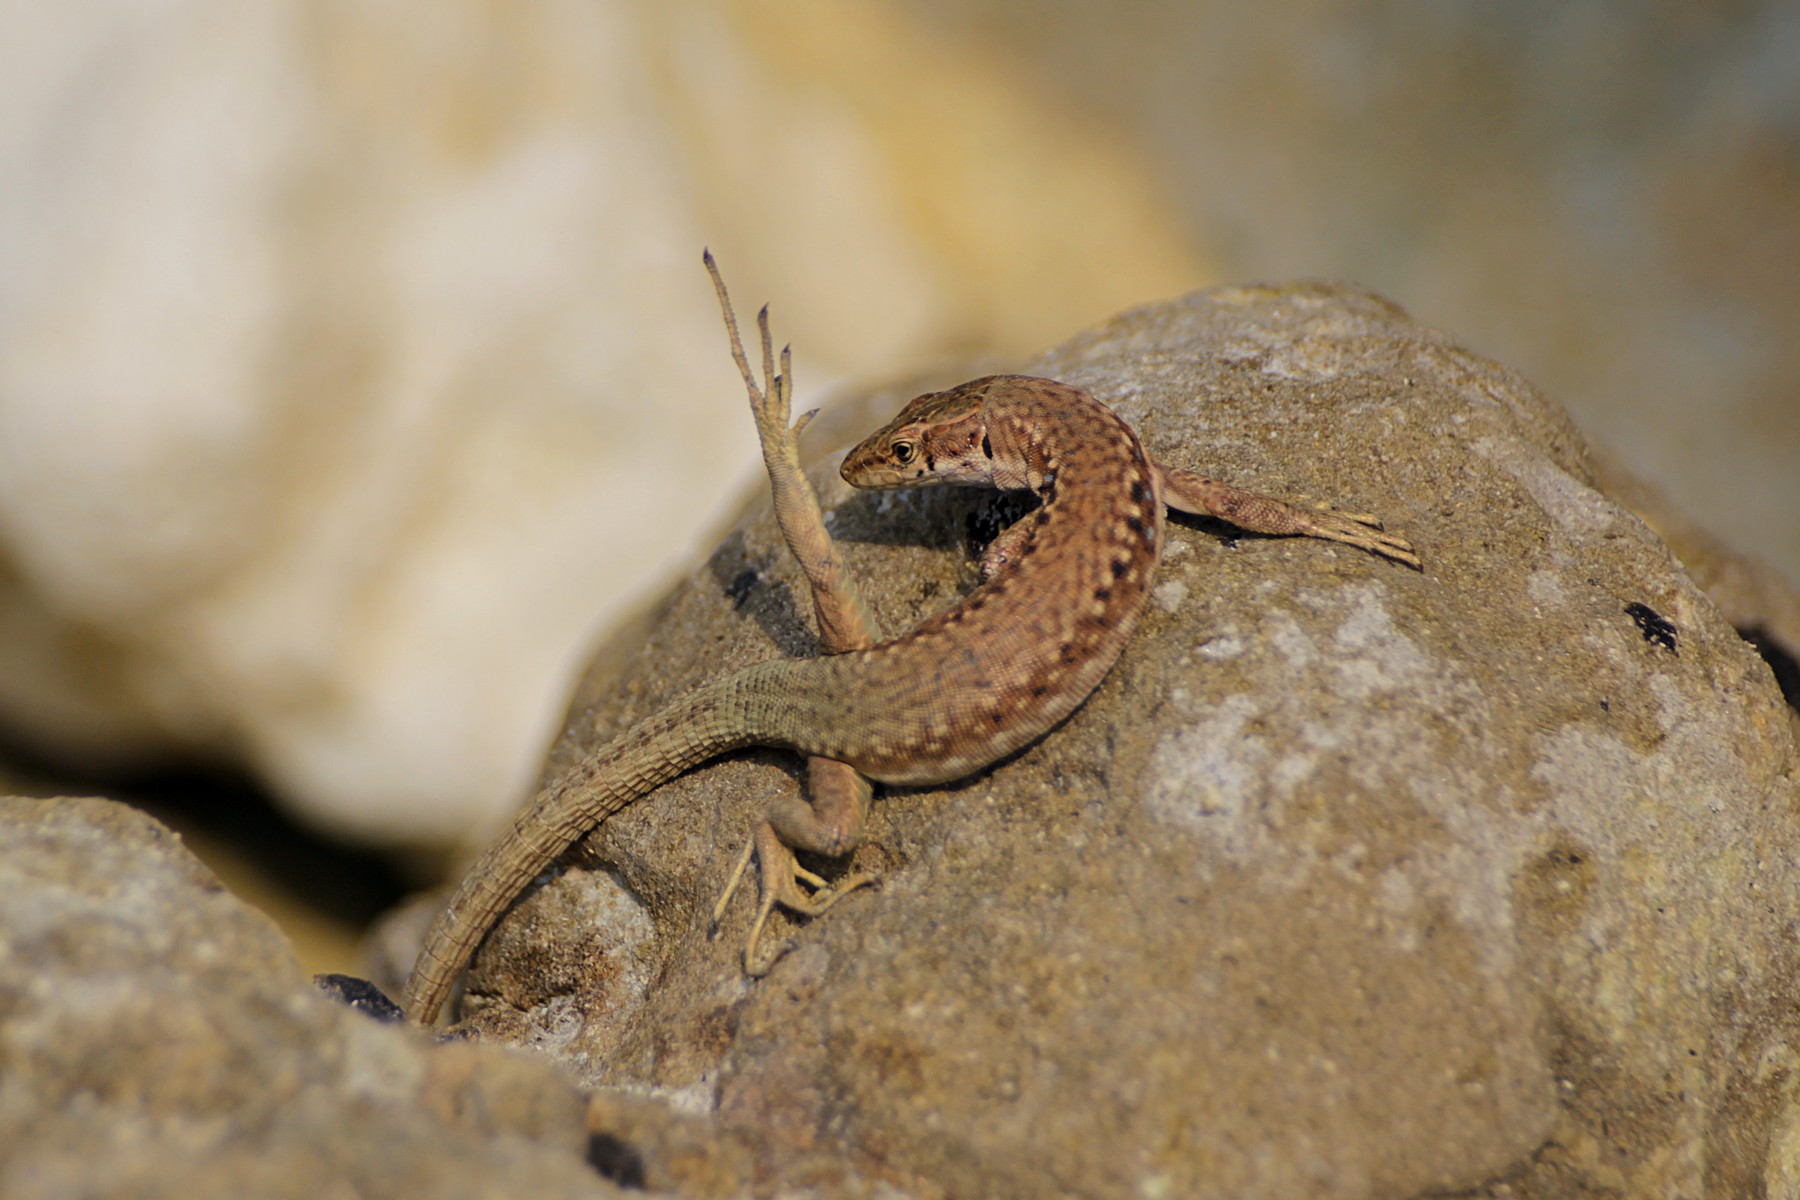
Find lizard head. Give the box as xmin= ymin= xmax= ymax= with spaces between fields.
xmin=840 ymin=378 xmax=997 ymax=489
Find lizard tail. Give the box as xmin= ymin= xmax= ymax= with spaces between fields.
xmin=402 ymin=677 xmax=759 ymax=1025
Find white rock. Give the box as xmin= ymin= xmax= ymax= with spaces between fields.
xmin=0 ymin=0 xmax=1202 ymax=845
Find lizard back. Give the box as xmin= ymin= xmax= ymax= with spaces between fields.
xmin=782 ymin=375 xmax=1164 ymax=781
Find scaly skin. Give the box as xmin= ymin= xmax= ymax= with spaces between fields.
xmin=403 ymin=371 xmax=1416 ymax=1025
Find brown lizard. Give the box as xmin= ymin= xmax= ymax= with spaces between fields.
xmin=401 ymin=261 xmax=1418 ymax=1025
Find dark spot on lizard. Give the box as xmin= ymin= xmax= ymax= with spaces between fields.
xmin=1111 ymin=558 xmax=1130 ymax=579
xmin=981 ymin=432 xmax=993 ymax=459
xmin=1125 ymin=515 xmax=1145 ymax=535
xmin=1030 ymin=684 xmax=1048 ymax=698
xmin=1059 ymin=643 xmax=1078 ymax=664
xmin=1094 ymin=587 xmax=1112 ymax=601
xmin=989 ymin=712 xmax=1004 ymax=726
xmin=1130 ymin=480 xmax=1146 ymax=504
xmin=1035 ymin=509 xmax=1052 ymax=527
xmin=1625 ymin=602 xmax=1678 ymax=654
xmin=725 ymin=567 xmax=760 ymax=610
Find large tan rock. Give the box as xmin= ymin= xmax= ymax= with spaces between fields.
xmin=437 ymin=284 xmax=1800 ymax=1198
xmin=0 ymin=797 xmax=614 ymax=1199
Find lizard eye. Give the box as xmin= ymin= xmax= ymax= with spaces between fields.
xmin=891 ymin=440 xmax=917 ymax=465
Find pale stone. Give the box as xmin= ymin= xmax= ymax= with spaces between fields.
xmin=0 ymin=0 xmax=1202 ymax=844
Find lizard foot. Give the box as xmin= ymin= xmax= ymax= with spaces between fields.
xmin=704 ymin=249 xmax=810 ymax=447
xmin=1293 ymin=508 xmax=1421 ymax=568
xmin=709 ymin=822 xmax=878 ymax=976
xmin=1154 ymin=465 xmax=1421 ymax=569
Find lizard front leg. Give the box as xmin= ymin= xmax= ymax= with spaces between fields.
xmin=1153 ymin=461 xmax=1420 ymax=568
xmin=706 ymin=253 xmax=880 ymax=973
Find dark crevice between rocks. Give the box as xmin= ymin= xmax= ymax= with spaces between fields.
xmin=1738 ymin=625 xmax=1800 ymax=711
xmin=0 ymin=728 xmax=411 ymax=931
xmin=313 ymin=973 xmax=406 ymax=1021
xmin=586 ymin=1132 xmax=648 ymax=1189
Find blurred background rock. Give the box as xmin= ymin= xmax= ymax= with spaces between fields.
xmin=1 ymin=0 xmax=1794 ymax=971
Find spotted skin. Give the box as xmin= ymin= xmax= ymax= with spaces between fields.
xmin=403 ymin=374 xmax=1415 ymax=1025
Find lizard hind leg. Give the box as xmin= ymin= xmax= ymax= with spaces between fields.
xmin=1153 ymin=462 xmax=1421 ymax=568
xmin=709 ymin=758 xmax=879 ymax=975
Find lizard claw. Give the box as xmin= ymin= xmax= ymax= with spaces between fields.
xmin=1308 ymin=514 xmax=1421 ymax=569
xmin=1303 ymin=497 xmax=1385 ymax=529
xmin=710 ymin=823 xmax=879 ymax=976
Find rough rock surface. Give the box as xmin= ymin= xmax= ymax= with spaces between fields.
xmin=0 ymin=797 xmax=615 ymax=1199
xmin=440 ymin=283 xmax=1800 ymax=1198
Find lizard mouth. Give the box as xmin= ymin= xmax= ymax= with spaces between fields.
xmin=838 ymin=453 xmax=915 ymax=489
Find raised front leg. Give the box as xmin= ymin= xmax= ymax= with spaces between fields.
xmin=1153 ymin=461 xmax=1420 ymax=568
xmin=705 ymin=252 xmax=882 ymax=972
xmin=976 ymin=516 xmax=1036 ymax=584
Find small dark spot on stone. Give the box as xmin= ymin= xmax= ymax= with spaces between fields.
xmin=1625 ymin=602 xmax=1678 ymax=654
xmin=725 ymin=567 xmax=760 ymax=609
xmin=1599 ymin=698 xmax=1610 ymax=713
xmin=587 ymin=1133 xmax=648 ymax=1188
xmin=313 ymin=974 xmax=404 ymax=1022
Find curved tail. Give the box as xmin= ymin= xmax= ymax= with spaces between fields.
xmin=403 ymin=679 xmax=757 ymax=1025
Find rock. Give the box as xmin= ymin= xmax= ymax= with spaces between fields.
xmin=442 ymin=283 xmax=1800 ymax=1198
xmin=0 ymin=797 xmax=615 ymax=1199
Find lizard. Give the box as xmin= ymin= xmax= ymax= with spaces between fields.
xmin=401 ymin=258 xmax=1419 ymax=1026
